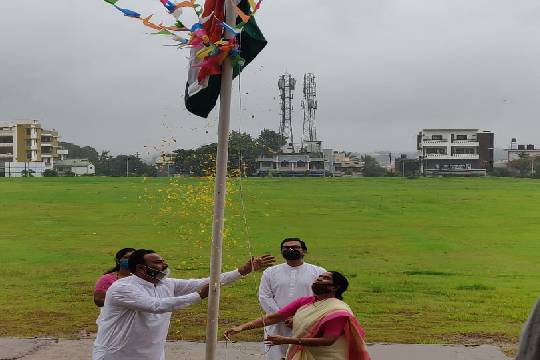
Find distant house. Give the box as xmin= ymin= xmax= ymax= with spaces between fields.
xmin=417 ymin=129 xmax=494 ymax=176
xmin=54 ymin=159 xmax=95 ymax=176
xmin=332 ymin=152 xmax=363 ymax=176
xmin=505 ymin=139 xmax=540 ymax=161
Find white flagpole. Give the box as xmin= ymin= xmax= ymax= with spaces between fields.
xmin=205 ymin=0 xmax=236 ymax=359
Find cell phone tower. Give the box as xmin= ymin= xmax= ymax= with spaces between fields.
xmin=278 ymin=73 xmax=295 ymax=152
xmin=301 ymin=73 xmax=318 ymax=150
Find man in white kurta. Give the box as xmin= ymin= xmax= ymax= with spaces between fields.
xmin=93 ymin=249 xmax=274 ymax=360
xmin=258 ymin=238 xmax=326 ymax=360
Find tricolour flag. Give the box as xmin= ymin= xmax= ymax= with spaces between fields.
xmin=184 ymin=0 xmax=267 ymax=118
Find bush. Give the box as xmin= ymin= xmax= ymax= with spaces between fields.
xmin=43 ymin=169 xmax=58 ymax=177
xmin=490 ymin=167 xmax=512 ymax=177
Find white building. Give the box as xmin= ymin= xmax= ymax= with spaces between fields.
xmin=54 ymin=159 xmax=95 ymax=176
xmin=417 ymin=129 xmax=494 ymax=176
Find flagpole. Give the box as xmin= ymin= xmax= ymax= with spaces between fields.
xmin=205 ymin=0 xmax=235 ymax=359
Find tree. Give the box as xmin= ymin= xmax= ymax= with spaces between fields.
xmin=361 ymin=155 xmax=386 ymax=177
xmin=95 ymin=152 xmax=155 ymax=176
xmin=256 ymin=129 xmax=285 ymax=154
xmin=507 ymin=152 xmax=536 ymax=177
xmin=228 ymin=131 xmax=259 ymax=176
xmin=59 ymin=142 xmax=99 ymax=163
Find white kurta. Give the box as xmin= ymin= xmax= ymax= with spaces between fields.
xmin=93 ymin=270 xmax=241 ymax=360
xmin=258 ymin=262 xmax=326 ymax=360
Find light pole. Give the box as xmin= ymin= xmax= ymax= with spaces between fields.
xmin=126 ymin=156 xmax=129 ymax=177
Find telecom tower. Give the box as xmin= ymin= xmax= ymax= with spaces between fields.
xmin=278 ymin=73 xmax=296 ymax=153
xmin=301 ymin=73 xmax=318 ymax=150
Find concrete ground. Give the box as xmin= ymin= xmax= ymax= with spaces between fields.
xmin=0 ymin=338 xmax=511 ymax=360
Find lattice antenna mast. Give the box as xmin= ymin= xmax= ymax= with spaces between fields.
xmin=278 ymin=73 xmax=295 ymax=151
xmin=301 ymin=73 xmax=317 ymax=150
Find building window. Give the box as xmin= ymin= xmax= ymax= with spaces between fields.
xmin=26 ymin=128 xmax=31 ymax=136
xmin=297 ymin=160 xmax=306 ymax=168
xmin=431 ymin=135 xmax=443 ymax=140
xmin=0 ymin=136 xmax=13 ymax=143
xmin=280 ymin=161 xmax=289 ymax=167
xmin=456 ymin=135 xmax=467 ymax=140
xmin=26 ymin=151 xmax=32 ymax=160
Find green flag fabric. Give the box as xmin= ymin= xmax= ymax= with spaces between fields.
xmin=184 ymin=0 xmax=267 ymax=118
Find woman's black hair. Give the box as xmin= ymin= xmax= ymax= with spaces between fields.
xmin=104 ymin=247 xmax=136 ymax=274
xmin=330 ymin=271 xmax=349 ymax=300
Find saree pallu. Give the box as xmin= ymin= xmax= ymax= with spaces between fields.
xmin=286 ymin=298 xmax=371 ymax=360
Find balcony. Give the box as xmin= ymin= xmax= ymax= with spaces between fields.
xmin=41 ymin=142 xmax=52 ymax=147
xmin=422 ymin=140 xmax=448 ymax=146
xmin=452 ymin=140 xmax=479 ymax=146
xmin=424 ymin=153 xmax=479 ymax=159
xmin=0 ymin=143 xmax=13 ymax=147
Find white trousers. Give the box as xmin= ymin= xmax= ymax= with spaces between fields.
xmin=264 ymin=323 xmax=292 ymax=360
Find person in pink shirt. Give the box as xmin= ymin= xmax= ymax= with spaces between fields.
xmin=225 ymin=271 xmax=371 ymax=360
xmin=93 ymin=247 xmax=135 ymax=307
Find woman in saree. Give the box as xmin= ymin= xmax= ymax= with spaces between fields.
xmin=225 ymin=271 xmax=371 ymax=360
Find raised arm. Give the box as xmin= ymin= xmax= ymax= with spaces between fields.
xmin=109 ymin=283 xmax=203 ymax=314
xmin=173 ymin=255 xmax=276 ymax=296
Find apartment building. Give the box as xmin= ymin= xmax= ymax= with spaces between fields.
xmin=417 ymin=129 xmax=494 ymax=176
xmin=0 ymin=120 xmax=68 ymax=176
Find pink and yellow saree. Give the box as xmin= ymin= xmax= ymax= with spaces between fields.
xmin=286 ymin=298 xmax=371 ymax=360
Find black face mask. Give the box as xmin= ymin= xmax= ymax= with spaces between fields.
xmin=144 ymin=265 xmax=169 ymax=280
xmin=312 ymin=283 xmax=334 ymax=295
xmin=282 ymin=248 xmax=302 ymax=260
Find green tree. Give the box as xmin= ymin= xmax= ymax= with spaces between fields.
xmin=507 ymin=152 xmax=536 ymax=177
xmin=361 ymin=155 xmax=386 ymax=177
xmin=256 ymin=129 xmax=285 ymax=154
xmin=59 ymin=142 xmax=99 ymax=163
xmin=228 ymin=131 xmax=259 ymax=176
xmin=95 ymin=152 xmax=155 ymax=176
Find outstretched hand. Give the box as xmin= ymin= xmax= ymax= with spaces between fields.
xmin=264 ymin=335 xmax=292 ymax=345
xmin=224 ymin=326 xmax=243 ymax=340
xmin=238 ymin=254 xmax=276 ymax=275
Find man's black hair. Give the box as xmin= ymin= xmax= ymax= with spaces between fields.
xmin=128 ymin=249 xmax=156 ymax=274
xmin=330 ymin=271 xmax=349 ymax=300
xmin=280 ymin=238 xmax=307 ymax=252
xmin=104 ymin=247 xmax=136 ymax=274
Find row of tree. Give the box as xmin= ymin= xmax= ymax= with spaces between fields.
xmin=59 ymin=142 xmax=155 ymax=177
xmin=171 ymin=129 xmax=285 ymax=176
xmin=59 ymin=129 xmax=389 ymax=177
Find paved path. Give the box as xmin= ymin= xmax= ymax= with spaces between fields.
xmin=0 ymin=338 xmax=511 ymax=360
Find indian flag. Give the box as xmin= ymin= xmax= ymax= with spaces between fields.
xmin=184 ymin=0 xmax=267 ymax=118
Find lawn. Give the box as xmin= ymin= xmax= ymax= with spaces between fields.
xmin=1 ymin=176 xmax=539 ymax=345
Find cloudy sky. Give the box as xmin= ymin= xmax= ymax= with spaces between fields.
xmin=2 ymin=0 xmax=540 ymax=157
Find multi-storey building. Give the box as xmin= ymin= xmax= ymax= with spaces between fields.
xmin=417 ymin=129 xmax=494 ymax=176
xmin=0 ymin=120 xmax=68 ymax=176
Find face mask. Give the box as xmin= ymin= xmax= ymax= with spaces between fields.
xmin=118 ymin=259 xmax=130 ymax=270
xmin=282 ymin=248 xmax=302 ymax=260
xmin=145 ymin=265 xmax=169 ymax=281
xmin=312 ymin=283 xmax=334 ymax=295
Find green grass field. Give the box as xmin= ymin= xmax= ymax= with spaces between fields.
xmin=1 ymin=177 xmax=540 ymax=346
